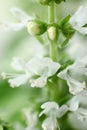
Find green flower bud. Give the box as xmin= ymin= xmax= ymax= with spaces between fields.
xmin=55 ymin=0 xmax=65 ymax=4
xmin=27 ymin=20 xmax=47 ymax=35
xmin=47 ymin=26 xmax=58 ymax=41
xmin=39 ymin=0 xmax=52 ymax=5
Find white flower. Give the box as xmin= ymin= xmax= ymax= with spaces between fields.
xmin=1 ymin=57 xmax=60 ymax=88
xmin=39 ymin=102 xmax=59 ymax=117
xmin=67 ymin=90 xmax=87 ymax=122
xmin=40 ymin=101 xmax=68 ymax=130
xmin=69 ymin=6 xmax=87 ymax=34
xmin=13 ymin=122 xmax=24 ymax=130
xmin=0 ymin=7 xmax=33 ymax=31
xmin=67 ymin=96 xmax=79 ymax=112
xmin=42 ymin=117 xmax=59 ymax=130
xmin=58 ymin=58 xmax=87 ymax=95
xmin=23 ymin=108 xmax=37 ymax=128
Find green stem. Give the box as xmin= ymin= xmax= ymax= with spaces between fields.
xmin=48 ymin=0 xmax=55 ymax=23
xmin=50 ymin=40 xmax=58 ymax=61
xmin=48 ymin=0 xmax=58 ymax=61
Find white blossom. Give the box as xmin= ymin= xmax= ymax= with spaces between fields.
xmin=0 ymin=7 xmax=33 ymax=31
xmin=13 ymin=122 xmax=24 ymax=130
xmin=23 ymin=108 xmax=37 ymax=128
xmin=67 ymin=90 xmax=87 ymax=122
xmin=40 ymin=101 xmax=68 ymax=130
xmin=39 ymin=102 xmax=59 ymax=117
xmin=1 ymin=57 xmax=60 ymax=88
xmin=69 ymin=6 xmax=87 ymax=34
xmin=58 ymin=58 xmax=87 ymax=95
xmin=42 ymin=117 xmax=59 ymax=130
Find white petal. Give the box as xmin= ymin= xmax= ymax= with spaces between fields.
xmin=67 ymin=76 xmax=86 ymax=95
xmin=0 ymin=21 xmax=25 ymax=31
xmin=57 ymin=68 xmax=68 ymax=80
xmin=11 ymin=57 xmax=25 ymax=71
xmin=57 ymin=105 xmax=69 ymax=118
xmin=8 ymin=74 xmax=29 ymax=87
xmin=41 ymin=101 xmax=59 ymax=110
xmin=69 ymin=6 xmax=87 ymax=34
xmin=39 ymin=102 xmax=59 ymax=116
xmin=10 ymin=7 xmax=32 ymax=23
xmin=68 ymin=97 xmax=79 ymax=112
xmin=26 ymin=57 xmax=60 ymax=76
xmin=77 ymin=108 xmax=87 ymax=121
xmin=23 ymin=108 xmax=37 ymax=127
xmin=42 ymin=117 xmax=58 ymax=130
xmin=77 ymin=27 xmax=87 ymax=34
xmin=29 ymin=76 xmax=47 ymax=88
xmin=10 ymin=22 xmax=25 ymax=31
xmin=13 ymin=122 xmax=24 ymax=130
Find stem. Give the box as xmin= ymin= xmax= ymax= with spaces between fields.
xmin=48 ymin=0 xmax=58 ymax=61
xmin=48 ymin=0 xmax=55 ymax=23
xmin=50 ymin=40 xmax=58 ymax=61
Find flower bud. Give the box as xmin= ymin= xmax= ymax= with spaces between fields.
xmin=39 ymin=0 xmax=52 ymax=5
xmin=47 ymin=26 xmax=58 ymax=41
xmin=54 ymin=0 xmax=65 ymax=4
xmin=27 ymin=20 xmax=47 ymax=35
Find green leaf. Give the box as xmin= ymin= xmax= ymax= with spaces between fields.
xmin=58 ymin=60 xmax=74 ymax=72
xmin=35 ymin=36 xmax=45 ymax=44
xmin=58 ymin=38 xmax=69 ymax=48
xmin=83 ymin=23 xmax=87 ymax=27
xmin=59 ymin=15 xmax=70 ymax=28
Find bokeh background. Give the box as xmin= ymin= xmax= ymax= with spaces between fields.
xmin=0 ymin=0 xmax=87 ymax=130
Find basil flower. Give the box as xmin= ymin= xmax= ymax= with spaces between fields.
xmin=1 ymin=57 xmax=60 ymax=88
xmin=69 ymin=6 xmax=87 ymax=34
xmin=58 ymin=57 xmax=87 ymax=95
xmin=0 ymin=7 xmax=47 ymax=35
xmin=39 ymin=101 xmax=68 ymax=130
xmin=67 ymin=90 xmax=87 ymax=122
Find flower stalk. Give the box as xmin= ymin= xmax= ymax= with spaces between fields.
xmin=48 ymin=0 xmax=58 ymax=61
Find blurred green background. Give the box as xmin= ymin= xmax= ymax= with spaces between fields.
xmin=0 ymin=0 xmax=87 ymax=130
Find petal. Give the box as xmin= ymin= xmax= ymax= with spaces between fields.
xmin=57 ymin=68 xmax=68 ymax=80
xmin=57 ymin=105 xmax=69 ymax=118
xmin=11 ymin=57 xmax=25 ymax=71
xmin=77 ymin=27 xmax=87 ymax=34
xmin=67 ymin=75 xmax=86 ymax=95
xmin=29 ymin=76 xmax=47 ymax=88
xmin=39 ymin=102 xmax=59 ymax=116
xmin=69 ymin=6 xmax=87 ymax=34
xmin=10 ymin=7 xmax=32 ymax=23
xmin=0 ymin=21 xmax=25 ymax=31
xmin=69 ymin=6 xmax=87 ymax=28
xmin=77 ymin=108 xmax=87 ymax=121
xmin=67 ymin=97 xmax=79 ymax=112
xmin=8 ymin=74 xmax=30 ymax=87
xmin=23 ymin=108 xmax=37 ymax=127
xmin=42 ymin=57 xmax=61 ymax=76
xmin=26 ymin=57 xmax=60 ymax=76
xmin=42 ymin=117 xmax=59 ymax=130
xmin=41 ymin=101 xmax=59 ymax=110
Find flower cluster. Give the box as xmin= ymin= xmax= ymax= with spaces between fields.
xmin=1 ymin=1 xmax=87 ymax=130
